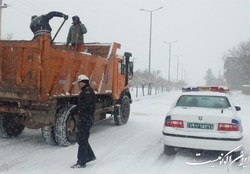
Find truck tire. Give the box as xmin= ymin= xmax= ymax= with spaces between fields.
xmin=114 ymin=95 xmax=130 ymax=126
xmin=0 ymin=116 xmax=8 ymax=138
xmin=55 ymin=104 xmax=78 ymax=146
xmin=0 ymin=115 xmax=24 ymax=138
xmin=41 ymin=126 xmax=57 ymax=145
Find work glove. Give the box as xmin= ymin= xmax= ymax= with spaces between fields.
xmin=64 ymin=15 xmax=69 ymax=20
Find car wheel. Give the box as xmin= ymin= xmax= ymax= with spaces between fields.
xmin=231 ymin=151 xmax=242 ymax=162
xmin=164 ymin=145 xmax=176 ymax=155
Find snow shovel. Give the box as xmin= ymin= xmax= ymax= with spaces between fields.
xmin=51 ymin=19 xmax=67 ymax=44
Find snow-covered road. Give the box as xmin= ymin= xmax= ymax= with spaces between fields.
xmin=0 ymin=90 xmax=249 ymax=174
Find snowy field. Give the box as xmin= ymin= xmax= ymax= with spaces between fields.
xmin=0 ymin=90 xmax=249 ymax=174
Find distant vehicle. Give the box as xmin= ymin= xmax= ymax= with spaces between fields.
xmin=162 ymin=86 xmax=243 ymax=159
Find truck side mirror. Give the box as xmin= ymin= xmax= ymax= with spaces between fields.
xmin=128 ymin=61 xmax=134 ymax=80
xmin=123 ymin=52 xmax=132 ymax=85
xmin=124 ymin=52 xmax=132 ymax=58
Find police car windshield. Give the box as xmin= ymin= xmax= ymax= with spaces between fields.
xmin=176 ymin=95 xmax=231 ymax=108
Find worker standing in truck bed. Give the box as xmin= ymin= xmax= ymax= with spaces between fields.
xmin=66 ymin=15 xmax=87 ymax=51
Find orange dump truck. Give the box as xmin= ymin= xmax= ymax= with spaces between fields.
xmin=0 ymin=34 xmax=133 ymax=146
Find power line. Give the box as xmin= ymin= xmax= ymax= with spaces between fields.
xmin=6 ymin=0 xmax=46 ymax=17
xmin=6 ymin=0 xmax=21 ymax=6
xmin=19 ymin=0 xmax=45 ymax=14
xmin=8 ymin=4 xmax=30 ymax=17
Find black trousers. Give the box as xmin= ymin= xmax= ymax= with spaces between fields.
xmin=76 ymin=123 xmax=96 ymax=166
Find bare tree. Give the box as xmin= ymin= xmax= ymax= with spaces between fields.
xmin=129 ymin=69 xmax=182 ymax=97
xmin=224 ymin=39 xmax=250 ymax=89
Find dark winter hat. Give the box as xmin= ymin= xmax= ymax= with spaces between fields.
xmin=72 ymin=15 xmax=80 ymax=21
xmin=31 ymin=15 xmax=37 ymax=20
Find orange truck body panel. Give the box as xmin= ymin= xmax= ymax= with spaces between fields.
xmin=0 ymin=34 xmax=125 ymax=102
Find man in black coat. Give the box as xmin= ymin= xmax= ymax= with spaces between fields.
xmin=71 ymin=74 xmax=96 ymax=168
xmin=30 ymin=11 xmax=68 ymax=37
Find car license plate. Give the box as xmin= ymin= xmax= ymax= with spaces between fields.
xmin=187 ymin=123 xmax=214 ymax=130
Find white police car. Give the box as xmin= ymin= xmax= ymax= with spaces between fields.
xmin=162 ymin=86 xmax=243 ymax=158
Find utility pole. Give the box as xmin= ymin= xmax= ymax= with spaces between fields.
xmin=163 ymin=40 xmax=177 ymax=82
xmin=140 ymin=6 xmax=163 ymax=74
xmin=140 ymin=6 xmax=163 ymax=95
xmin=0 ymin=0 xmax=7 ymax=39
xmin=175 ymin=54 xmax=182 ymax=82
xmin=177 ymin=55 xmax=179 ymax=81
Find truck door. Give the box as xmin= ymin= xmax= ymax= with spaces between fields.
xmin=117 ymin=59 xmax=126 ymax=96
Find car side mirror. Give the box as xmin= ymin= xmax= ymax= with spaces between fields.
xmin=235 ymin=106 xmax=241 ymax=111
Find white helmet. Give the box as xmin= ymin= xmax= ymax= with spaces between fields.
xmin=72 ymin=74 xmax=89 ymax=85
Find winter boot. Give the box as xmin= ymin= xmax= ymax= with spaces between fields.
xmin=71 ymin=163 xmax=86 ymax=168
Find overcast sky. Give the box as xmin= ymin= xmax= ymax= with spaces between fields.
xmin=2 ymin=0 xmax=250 ymax=85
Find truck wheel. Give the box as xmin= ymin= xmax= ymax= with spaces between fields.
xmin=0 ymin=116 xmax=25 ymax=138
xmin=41 ymin=126 xmax=57 ymax=145
xmin=55 ymin=104 xmax=78 ymax=146
xmin=0 ymin=116 xmax=8 ymax=138
xmin=114 ymin=95 xmax=130 ymax=125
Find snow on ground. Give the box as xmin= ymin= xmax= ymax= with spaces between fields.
xmin=0 ymin=90 xmax=249 ymax=174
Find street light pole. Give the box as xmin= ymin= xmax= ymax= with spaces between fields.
xmin=164 ymin=40 xmax=177 ymax=82
xmin=175 ymin=54 xmax=182 ymax=82
xmin=0 ymin=0 xmax=7 ymax=39
xmin=148 ymin=11 xmax=152 ymax=73
xmin=140 ymin=6 xmax=163 ymax=74
xmin=181 ymin=64 xmax=184 ymax=81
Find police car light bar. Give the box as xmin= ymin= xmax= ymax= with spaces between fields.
xmin=182 ymin=86 xmax=230 ymax=93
